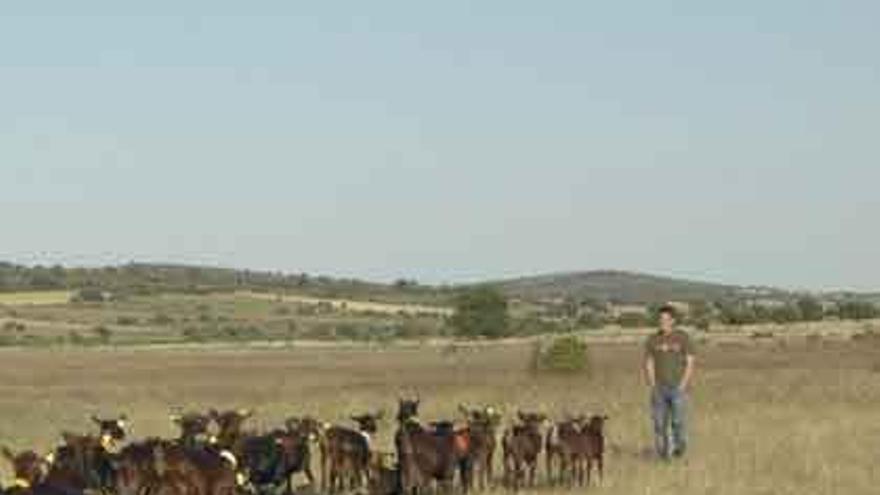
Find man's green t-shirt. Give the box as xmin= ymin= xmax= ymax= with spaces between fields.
xmin=644 ymin=329 xmax=694 ymax=387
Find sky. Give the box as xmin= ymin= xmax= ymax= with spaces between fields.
xmin=2 ymin=1 xmax=879 ymax=291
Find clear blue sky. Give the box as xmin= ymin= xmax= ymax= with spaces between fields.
xmin=2 ymin=2 xmax=878 ymax=290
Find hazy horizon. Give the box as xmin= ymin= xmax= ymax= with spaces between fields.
xmin=3 ymin=2 xmax=879 ymax=291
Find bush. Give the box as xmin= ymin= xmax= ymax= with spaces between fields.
xmin=768 ymin=304 xmax=802 ymax=324
xmin=92 ymin=325 xmax=112 ymax=344
xmin=686 ymin=300 xmax=713 ymax=331
xmin=511 ymin=317 xmax=567 ymax=336
xmin=797 ymin=297 xmax=824 ymax=322
xmin=617 ymin=311 xmax=648 ymax=328
xmin=73 ymin=288 xmax=105 ymax=303
xmin=335 ymin=323 xmax=362 ymax=340
xmin=530 ymin=335 xmax=591 ymax=375
xmin=180 ymin=325 xmax=207 ymax=342
xmin=2 ymin=321 xmax=26 ymax=333
xmin=577 ymin=312 xmax=606 ymax=330
xmin=117 ymin=316 xmax=139 ymax=326
xmin=273 ymin=305 xmax=292 ymax=316
xmin=839 ymin=301 xmax=878 ymax=321
xmin=152 ymin=313 xmax=174 ymax=325
xmin=718 ymin=303 xmax=759 ymax=326
xmin=450 ymin=286 xmax=510 ymax=339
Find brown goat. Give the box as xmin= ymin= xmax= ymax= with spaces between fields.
xmin=582 ymin=415 xmax=608 ymax=486
xmin=395 ymin=398 xmax=465 ymax=495
xmin=321 ymin=411 xmax=383 ymax=493
xmin=501 ymin=412 xmax=546 ymax=491
xmin=457 ymin=405 xmax=502 ymax=491
xmin=544 ymin=415 xmax=586 ymax=486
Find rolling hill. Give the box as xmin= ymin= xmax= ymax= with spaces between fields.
xmin=488 ymin=270 xmax=778 ymax=304
xmin=3 ymin=261 xmax=873 ymax=307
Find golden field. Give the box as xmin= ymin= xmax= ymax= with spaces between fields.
xmin=0 ymin=338 xmax=878 ymax=494
xmin=0 ymin=291 xmax=72 ymax=306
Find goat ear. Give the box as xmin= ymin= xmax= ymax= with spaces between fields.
xmin=208 ymin=409 xmax=219 ymax=419
xmin=91 ymin=415 xmax=102 ymax=425
xmin=1 ymin=446 xmax=15 ymax=462
xmin=237 ymin=409 xmax=253 ymax=418
xmin=169 ymin=414 xmax=182 ymax=424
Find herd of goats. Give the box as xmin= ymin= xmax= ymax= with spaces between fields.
xmin=1 ymin=399 xmax=608 ymax=495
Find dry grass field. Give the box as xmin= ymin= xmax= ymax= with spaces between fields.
xmin=0 ymin=291 xmax=72 ymax=306
xmin=0 ymin=338 xmax=878 ymax=494
xmin=235 ymin=290 xmax=453 ymax=316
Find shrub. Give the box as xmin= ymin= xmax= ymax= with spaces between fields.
xmin=797 ymin=297 xmax=824 ymax=322
xmin=509 ymin=317 xmax=566 ymax=337
xmin=273 ymin=305 xmax=292 ymax=316
xmin=117 ymin=316 xmax=139 ymax=326
xmin=2 ymin=321 xmax=26 ymax=333
xmin=285 ymin=320 xmax=299 ymax=339
xmin=152 ymin=313 xmax=174 ymax=325
xmin=577 ymin=312 xmax=606 ymax=330
xmin=73 ymin=288 xmax=105 ymax=303
xmin=335 ymin=323 xmax=361 ymax=340
xmin=530 ymin=335 xmax=591 ymax=375
xmin=92 ymin=325 xmax=112 ymax=344
xmin=617 ymin=311 xmax=648 ymax=329
xmin=450 ymin=286 xmax=510 ymax=339
xmin=839 ymin=301 xmax=879 ymax=321
xmin=181 ymin=326 xmax=206 ymax=342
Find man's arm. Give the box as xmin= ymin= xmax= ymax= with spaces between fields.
xmin=679 ymin=354 xmax=695 ymax=391
xmin=644 ymin=354 xmax=656 ymax=388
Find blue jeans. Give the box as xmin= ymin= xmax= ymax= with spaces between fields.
xmin=651 ymin=384 xmax=687 ymax=458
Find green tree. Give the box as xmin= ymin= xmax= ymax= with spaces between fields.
xmin=617 ymin=310 xmax=649 ymax=328
xmin=92 ymin=325 xmax=112 ymax=344
xmin=687 ymin=300 xmax=713 ymax=331
xmin=769 ymin=303 xmax=802 ymax=324
xmin=839 ymin=301 xmax=879 ymax=320
xmin=797 ymin=297 xmax=824 ymax=322
xmin=450 ymin=286 xmax=510 ymax=339
xmin=530 ymin=335 xmax=591 ymax=375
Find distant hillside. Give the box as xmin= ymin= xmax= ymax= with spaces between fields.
xmin=490 ymin=270 xmax=774 ymax=305
xmin=0 ymin=261 xmax=454 ymax=306
xmin=2 ymin=261 xmax=874 ymax=307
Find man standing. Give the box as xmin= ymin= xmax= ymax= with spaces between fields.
xmin=643 ymin=304 xmax=695 ymax=460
